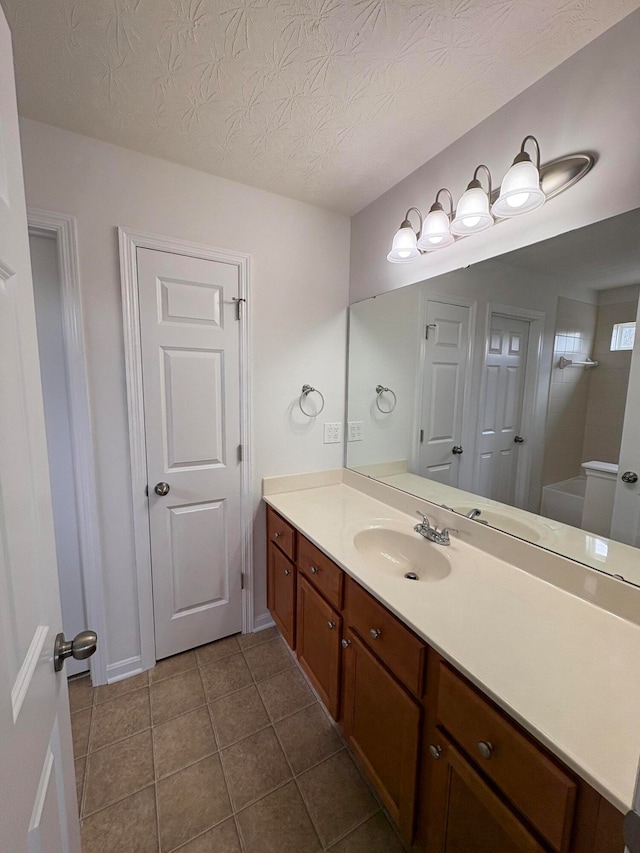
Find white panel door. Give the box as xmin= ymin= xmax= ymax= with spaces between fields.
xmin=417 ymin=301 xmax=471 ymax=487
xmin=474 ymin=315 xmax=530 ymax=505
xmin=137 ymin=248 xmax=243 ymax=660
xmin=0 ymin=7 xmax=81 ymax=852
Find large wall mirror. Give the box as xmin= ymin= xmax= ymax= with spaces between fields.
xmin=346 ymin=206 xmax=640 ymax=587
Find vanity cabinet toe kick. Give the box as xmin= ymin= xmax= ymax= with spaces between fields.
xmin=265 ymin=504 xmax=624 ymax=852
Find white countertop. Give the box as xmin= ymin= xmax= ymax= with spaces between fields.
xmin=263 ymin=474 xmax=640 ymax=814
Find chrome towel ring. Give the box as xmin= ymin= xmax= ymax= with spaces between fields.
xmin=299 ymin=384 xmax=325 ymax=417
xmin=376 ymin=385 xmax=397 ymax=413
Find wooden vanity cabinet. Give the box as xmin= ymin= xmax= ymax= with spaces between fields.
xmin=263 ymin=506 xmax=625 ymax=852
xmin=296 ymin=574 xmax=342 ymax=718
xmin=342 ymin=627 xmax=422 ymax=841
xmin=266 ymin=507 xmax=297 ymax=649
xmin=425 ymin=729 xmax=546 ymax=853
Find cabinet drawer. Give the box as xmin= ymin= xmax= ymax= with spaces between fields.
xmin=437 ymin=664 xmax=577 ymax=852
xmin=297 ymin=535 xmax=344 ymax=610
xmin=266 ymin=505 xmax=296 ymax=561
xmin=344 ymin=577 xmax=426 ymax=696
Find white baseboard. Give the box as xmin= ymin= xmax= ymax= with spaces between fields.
xmin=106 ymin=655 xmax=146 ymax=684
xmin=253 ymin=612 xmax=275 ymax=632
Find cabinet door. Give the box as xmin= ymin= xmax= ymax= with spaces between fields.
xmin=425 ymin=731 xmax=546 ymax=853
xmin=342 ymin=629 xmax=421 ymax=843
xmin=267 ymin=542 xmax=296 ymax=649
xmin=296 ymin=575 xmax=342 ymax=718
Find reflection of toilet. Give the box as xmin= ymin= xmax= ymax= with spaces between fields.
xmin=581 ymin=461 xmax=618 ymax=538
xmin=540 ymin=461 xmax=618 ymax=536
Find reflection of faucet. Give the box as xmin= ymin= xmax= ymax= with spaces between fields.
xmin=465 ymin=508 xmax=489 ymax=525
xmin=414 ymin=511 xmax=457 ymax=546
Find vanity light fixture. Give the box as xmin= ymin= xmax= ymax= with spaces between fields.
xmin=492 ymin=135 xmax=545 ymax=217
xmin=450 ymin=164 xmax=494 ymax=236
xmin=417 ymin=189 xmax=455 ymax=251
xmin=387 ymin=207 xmax=423 ymax=264
xmin=386 ymin=136 xmax=595 ymax=264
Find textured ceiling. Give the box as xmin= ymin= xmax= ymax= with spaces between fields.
xmin=3 ymin=0 xmax=639 ymax=214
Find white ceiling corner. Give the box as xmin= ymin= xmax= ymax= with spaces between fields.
xmin=3 ymin=0 xmax=639 ymax=214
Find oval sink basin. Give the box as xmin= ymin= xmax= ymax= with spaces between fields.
xmin=452 ymin=505 xmax=543 ymax=543
xmin=353 ymin=527 xmax=451 ymax=581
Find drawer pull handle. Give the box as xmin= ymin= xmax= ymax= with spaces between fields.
xmin=310 ymin=566 xmax=319 ymax=575
xmin=284 ymin=568 xmax=291 ymax=576
xmin=429 ymin=744 xmax=443 ymax=760
xmin=327 ymin=621 xmax=336 ymax=630
xmin=274 ymin=531 xmax=281 ymax=539
xmin=341 ymin=638 xmax=351 ymax=649
xmin=477 ymin=741 xmax=493 ymax=760
xmin=369 ymin=628 xmax=381 ymax=640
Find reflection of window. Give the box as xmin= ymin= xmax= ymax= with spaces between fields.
xmin=610 ymin=322 xmax=636 ymax=351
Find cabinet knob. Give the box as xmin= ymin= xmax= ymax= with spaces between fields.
xmin=341 ymin=638 xmax=351 ymax=649
xmin=310 ymin=566 xmax=319 ymax=574
xmin=369 ymin=628 xmax=381 ymax=640
xmin=428 ymin=744 xmax=443 ymax=760
xmin=477 ymin=741 xmax=493 ymax=760
xmin=327 ymin=621 xmax=336 ymax=630
xmin=274 ymin=531 xmax=281 ymax=539
xmin=283 ymin=568 xmax=291 ymax=576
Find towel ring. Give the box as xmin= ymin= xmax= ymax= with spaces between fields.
xmin=299 ymin=384 xmax=325 ymax=417
xmin=376 ymin=385 xmax=397 ymax=413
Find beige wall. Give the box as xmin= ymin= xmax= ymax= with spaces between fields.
xmin=582 ymin=290 xmax=638 ymax=463
xmin=542 ymin=297 xmax=597 ymax=486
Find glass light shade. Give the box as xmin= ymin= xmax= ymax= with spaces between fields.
xmin=417 ymin=208 xmax=454 ymax=251
xmin=491 ymin=160 xmax=545 ymax=218
xmin=451 ymin=186 xmax=494 ymax=236
xmin=387 ymin=225 xmax=421 ymax=263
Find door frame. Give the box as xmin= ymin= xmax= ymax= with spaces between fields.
xmin=27 ymin=208 xmax=108 ymax=686
xmin=118 ymin=227 xmax=252 ymax=674
xmin=412 ymin=290 xmax=477 ymax=490
xmin=476 ymin=303 xmax=545 ymax=511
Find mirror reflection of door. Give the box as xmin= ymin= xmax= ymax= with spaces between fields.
xmin=417 ymin=300 xmax=471 ymax=488
xmin=475 ymin=314 xmax=530 ymax=506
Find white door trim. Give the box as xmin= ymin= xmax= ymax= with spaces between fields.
xmin=118 ymin=227 xmax=252 ymax=673
xmin=26 ymin=208 xmax=108 ymax=686
xmin=479 ymin=303 xmax=545 ymax=511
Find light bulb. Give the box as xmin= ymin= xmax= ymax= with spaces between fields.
xmin=506 ymin=192 xmax=530 ymax=208
xmin=492 ymin=155 xmax=545 ymax=218
xmin=451 ymin=180 xmax=494 ymax=236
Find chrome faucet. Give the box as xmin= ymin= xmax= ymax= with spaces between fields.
xmin=414 ymin=511 xmax=457 ymax=546
xmin=465 ymin=508 xmax=489 ymax=525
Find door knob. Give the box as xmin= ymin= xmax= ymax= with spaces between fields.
xmin=622 ymin=471 xmax=638 ymax=484
xmin=452 ymin=446 xmax=463 ymax=455
xmin=154 ymin=482 xmax=170 ymax=496
xmin=514 ymin=435 xmax=524 ymax=444
xmin=54 ymin=630 xmax=97 ymax=672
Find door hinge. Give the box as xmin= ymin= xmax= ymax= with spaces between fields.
xmin=145 ymin=484 xmax=149 ymax=496
xmin=241 ymin=572 xmax=247 ymax=590
xmin=232 ymin=297 xmax=246 ymax=320
xmin=426 ymin=323 xmax=437 ymax=340
xmin=237 ymin=444 xmax=244 ymax=462
xmin=419 ymin=429 xmax=424 ymax=443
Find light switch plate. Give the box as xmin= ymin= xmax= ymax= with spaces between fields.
xmin=348 ymin=421 xmax=363 ymax=442
xmin=323 ymin=422 xmax=342 ymax=444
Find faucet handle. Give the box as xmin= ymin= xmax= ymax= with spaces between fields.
xmin=415 ymin=510 xmax=430 ymax=526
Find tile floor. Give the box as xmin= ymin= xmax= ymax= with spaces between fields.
xmin=70 ymin=627 xmax=407 ymax=852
